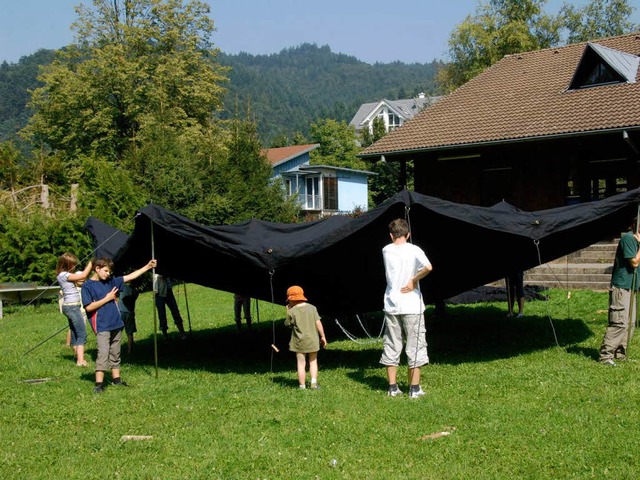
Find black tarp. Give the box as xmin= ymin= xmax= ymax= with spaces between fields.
xmin=101 ymin=188 xmax=640 ymax=315
xmin=84 ymin=217 xmax=129 ymax=260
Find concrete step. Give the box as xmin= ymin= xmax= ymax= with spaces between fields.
xmin=527 ymin=263 xmax=612 ymax=275
xmin=549 ymin=244 xmax=617 ymax=264
xmin=525 ymin=239 xmax=618 ymax=291
xmin=525 ymin=280 xmax=610 ymax=291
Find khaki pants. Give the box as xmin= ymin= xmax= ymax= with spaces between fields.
xmin=599 ymin=287 xmax=636 ymax=362
xmin=96 ymin=329 xmax=123 ymax=371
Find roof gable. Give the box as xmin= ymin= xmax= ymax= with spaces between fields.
xmin=569 ymin=42 xmax=639 ymax=89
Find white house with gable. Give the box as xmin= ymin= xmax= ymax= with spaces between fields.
xmin=349 ymin=93 xmax=443 ymax=135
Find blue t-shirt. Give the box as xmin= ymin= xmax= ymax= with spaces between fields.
xmin=82 ymin=277 xmax=125 ymax=333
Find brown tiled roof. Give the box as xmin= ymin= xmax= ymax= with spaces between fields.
xmin=263 ymin=144 xmax=319 ymax=166
xmin=360 ymin=33 xmax=640 ymax=157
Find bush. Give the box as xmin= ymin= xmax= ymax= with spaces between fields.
xmin=0 ymin=206 xmax=92 ymax=284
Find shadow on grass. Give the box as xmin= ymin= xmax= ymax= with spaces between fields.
xmin=426 ymin=304 xmax=594 ymax=365
xmin=565 ymin=345 xmax=599 ymax=361
xmin=111 ymin=303 xmax=594 ymax=382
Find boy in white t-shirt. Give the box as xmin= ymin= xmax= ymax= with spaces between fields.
xmin=380 ymin=218 xmax=432 ymax=398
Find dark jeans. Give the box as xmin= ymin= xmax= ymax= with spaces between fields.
xmin=155 ymin=288 xmax=184 ymax=333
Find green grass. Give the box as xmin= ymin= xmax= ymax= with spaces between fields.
xmin=1 ymin=287 xmax=639 ymax=479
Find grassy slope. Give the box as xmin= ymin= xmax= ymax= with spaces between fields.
xmin=1 ymin=287 xmax=639 ymax=479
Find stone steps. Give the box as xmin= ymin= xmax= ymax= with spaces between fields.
xmin=524 ymin=240 xmax=618 ymax=291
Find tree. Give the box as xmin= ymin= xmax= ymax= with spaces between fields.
xmin=560 ymin=0 xmax=638 ymax=44
xmin=439 ymin=0 xmax=562 ymax=91
xmin=221 ymin=119 xmax=299 ymax=224
xmin=308 ymin=119 xmax=366 ymax=170
xmin=0 ymin=141 xmax=22 ymax=191
xmin=23 ymin=0 xmax=228 ymax=166
xmin=359 ymin=116 xmax=386 ymax=149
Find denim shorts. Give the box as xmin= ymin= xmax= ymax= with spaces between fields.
xmin=62 ymin=304 xmax=87 ymax=346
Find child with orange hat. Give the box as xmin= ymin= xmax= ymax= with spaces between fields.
xmin=284 ymin=285 xmax=327 ymax=389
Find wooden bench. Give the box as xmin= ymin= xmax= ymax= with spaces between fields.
xmin=0 ymin=283 xmax=61 ymax=319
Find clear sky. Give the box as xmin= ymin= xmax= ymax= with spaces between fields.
xmin=1 ymin=0 xmax=638 ymax=65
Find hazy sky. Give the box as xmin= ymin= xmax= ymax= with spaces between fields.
xmin=1 ymin=0 xmax=637 ymax=65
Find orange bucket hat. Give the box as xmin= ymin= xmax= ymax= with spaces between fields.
xmin=286 ymin=285 xmax=307 ymax=302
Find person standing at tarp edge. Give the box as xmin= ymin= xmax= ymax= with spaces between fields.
xmin=506 ymin=270 xmax=525 ymax=318
xmin=56 ymin=254 xmax=93 ymax=367
xmin=233 ymin=293 xmax=252 ymax=332
xmin=285 ymin=286 xmax=327 ymax=390
xmin=599 ymin=220 xmax=640 ymax=366
xmin=82 ymin=257 xmax=157 ymax=393
xmin=154 ymin=274 xmax=187 ymax=340
xmin=381 ymin=218 xmax=433 ymax=398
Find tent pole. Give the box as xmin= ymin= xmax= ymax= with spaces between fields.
xmin=183 ymin=282 xmax=192 ymax=334
xmin=151 ymin=221 xmax=159 ymax=379
xmin=626 ymin=204 xmax=640 ymax=356
xmin=23 ymin=323 xmax=70 ymax=356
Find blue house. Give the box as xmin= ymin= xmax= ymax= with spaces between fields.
xmin=266 ymin=143 xmax=375 ymax=215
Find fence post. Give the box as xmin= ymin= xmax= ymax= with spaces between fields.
xmin=70 ymin=183 xmax=79 ymax=212
xmin=41 ymin=183 xmax=49 ymax=210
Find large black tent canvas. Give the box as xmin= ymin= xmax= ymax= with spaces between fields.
xmin=105 ymin=188 xmax=640 ymax=316
xmin=84 ymin=216 xmax=129 ymax=260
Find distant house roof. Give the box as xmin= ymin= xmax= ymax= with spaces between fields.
xmin=264 ymin=144 xmax=320 ymax=167
xmin=360 ymin=33 xmax=640 ymax=157
xmin=349 ymin=96 xmax=441 ymax=129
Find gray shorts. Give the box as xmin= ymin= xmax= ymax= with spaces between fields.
xmin=95 ymin=329 xmax=123 ymax=371
xmin=380 ymin=313 xmax=429 ymax=368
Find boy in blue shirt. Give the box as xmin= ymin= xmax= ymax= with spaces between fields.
xmin=82 ymin=257 xmax=156 ymax=393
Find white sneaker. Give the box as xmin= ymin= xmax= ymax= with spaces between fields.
xmin=409 ymin=386 xmax=426 ymax=398
xmin=387 ymin=387 xmax=403 ymax=397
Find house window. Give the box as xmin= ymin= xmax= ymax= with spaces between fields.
xmin=388 ymin=113 xmax=401 ymax=131
xmin=305 ymin=176 xmax=321 ymax=210
xmin=323 ymin=177 xmax=338 ymax=210
xmin=574 ymin=61 xmax=622 ymax=88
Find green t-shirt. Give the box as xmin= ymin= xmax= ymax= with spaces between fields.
xmin=611 ymin=232 xmax=639 ymax=289
xmin=285 ymin=302 xmax=321 ymax=353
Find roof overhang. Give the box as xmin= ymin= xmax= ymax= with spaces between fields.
xmin=359 ymin=126 xmax=640 ymax=160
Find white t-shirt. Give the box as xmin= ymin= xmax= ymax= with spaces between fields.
xmin=382 ymin=242 xmax=431 ymax=314
xmin=57 ymin=271 xmax=81 ymax=304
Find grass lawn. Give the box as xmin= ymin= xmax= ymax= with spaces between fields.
xmin=1 ymin=286 xmax=639 ymax=479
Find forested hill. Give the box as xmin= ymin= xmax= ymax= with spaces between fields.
xmin=0 ymin=49 xmax=55 ymax=144
xmin=218 ymin=43 xmax=443 ymax=141
xmin=0 ymin=43 xmax=443 ymax=145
